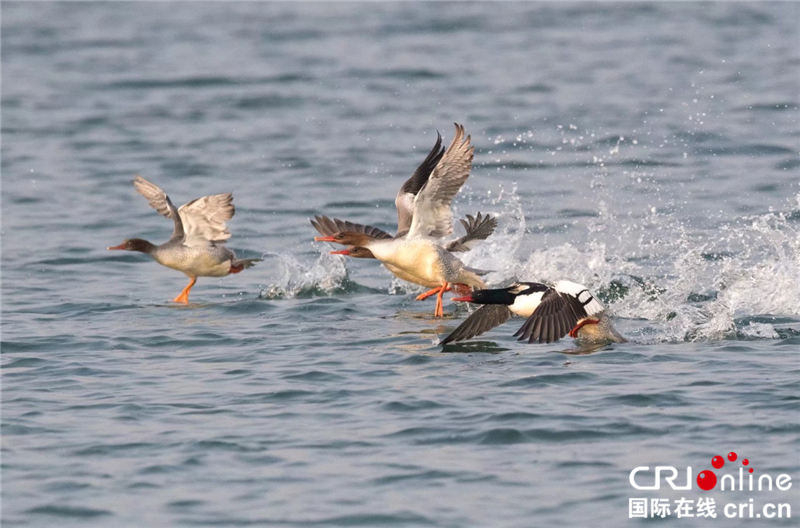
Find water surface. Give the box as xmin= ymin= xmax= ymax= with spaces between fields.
xmin=2 ymin=2 xmax=799 ymax=526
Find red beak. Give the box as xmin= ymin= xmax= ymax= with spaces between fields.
xmin=107 ymin=243 xmax=126 ymax=250
xmin=451 ymin=295 xmax=474 ymax=302
xmin=330 ymin=249 xmax=350 ymax=255
xmin=315 ymin=236 xmax=336 ymax=242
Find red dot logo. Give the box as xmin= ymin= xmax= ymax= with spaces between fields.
xmin=749 ymin=468 xmax=754 ymax=473
xmin=727 ymin=451 xmax=738 ymax=462
xmin=742 ymin=459 xmax=749 ymax=466
xmin=711 ymin=456 xmax=725 ymax=469
xmin=697 ymin=470 xmax=717 ymax=491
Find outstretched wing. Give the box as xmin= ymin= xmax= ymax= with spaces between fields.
xmin=177 ymin=192 xmax=235 ymax=246
xmin=440 ymin=304 xmax=512 ymax=345
xmin=133 ymin=175 xmax=183 ymax=240
xmin=445 ymin=212 xmax=498 ymax=252
xmin=310 ymin=215 xmax=393 ymax=240
xmin=407 ymin=123 xmax=473 ymax=239
xmin=512 ymin=282 xmax=604 ymax=344
xmin=395 ymin=132 xmax=445 ymax=237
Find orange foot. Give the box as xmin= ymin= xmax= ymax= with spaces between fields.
xmin=569 ymin=318 xmax=599 ymax=338
xmin=416 ymin=284 xmax=451 ymax=301
xmin=172 ymin=277 xmax=197 ymax=304
xmin=433 ymin=283 xmax=448 ymax=318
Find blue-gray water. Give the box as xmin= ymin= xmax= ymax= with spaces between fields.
xmin=2 ymin=2 xmax=799 ymax=527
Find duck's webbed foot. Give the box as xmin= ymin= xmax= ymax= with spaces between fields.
xmin=416 ymin=284 xmax=451 ymax=302
xmin=433 ymin=283 xmax=450 ymax=318
xmin=172 ymin=277 xmax=197 ymax=304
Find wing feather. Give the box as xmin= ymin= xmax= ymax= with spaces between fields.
xmin=440 ymin=304 xmax=512 ymax=345
xmin=515 ymin=285 xmax=604 ymax=344
xmin=310 ymin=215 xmax=393 ymax=240
xmin=446 ymin=212 xmax=498 ymax=252
xmin=407 ymin=123 xmax=474 ymax=239
xmin=177 ymin=192 xmax=235 ymax=246
xmin=133 ymin=175 xmax=183 ymax=239
xmin=395 ymin=133 xmax=445 ymax=236
xmin=553 ymin=280 xmax=606 ymax=317
xmin=529 ymin=317 xmax=544 ymax=344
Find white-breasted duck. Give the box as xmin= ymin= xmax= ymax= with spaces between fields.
xmin=441 ymin=281 xmax=627 ymax=346
xmin=311 ymin=124 xmax=496 ymax=257
xmin=313 ymin=124 xmax=493 ymax=317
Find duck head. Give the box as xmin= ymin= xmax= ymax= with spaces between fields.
xmin=314 ymin=231 xmax=373 ymax=246
xmin=107 ymin=238 xmax=156 ymax=254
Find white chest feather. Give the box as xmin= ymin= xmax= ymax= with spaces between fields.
xmin=510 ymin=292 xmax=544 ymax=317
xmin=370 ymin=240 xmax=442 ymax=287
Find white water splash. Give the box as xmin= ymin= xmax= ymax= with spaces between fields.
xmin=301 ymin=175 xmax=799 ymax=343
xmin=258 ymin=249 xmax=348 ymax=299
xmin=463 ymin=188 xmax=800 ymax=343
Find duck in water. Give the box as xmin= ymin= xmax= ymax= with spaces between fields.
xmin=441 ymin=281 xmax=627 ymax=346
xmin=108 ymin=176 xmax=260 ymax=303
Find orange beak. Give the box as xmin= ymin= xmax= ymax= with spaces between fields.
xmin=315 ymin=236 xmax=336 ymax=242
xmin=107 ymin=243 xmax=126 ymax=250
xmin=451 ymin=295 xmax=474 ymax=302
xmin=330 ymin=249 xmax=350 ymax=255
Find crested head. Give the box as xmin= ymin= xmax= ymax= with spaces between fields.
xmin=108 ymin=238 xmax=156 ymax=254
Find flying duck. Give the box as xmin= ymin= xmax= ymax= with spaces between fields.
xmin=441 ymin=281 xmax=627 ymax=346
xmin=108 ymin=176 xmax=260 ymax=303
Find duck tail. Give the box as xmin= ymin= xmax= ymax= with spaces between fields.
xmin=465 ymin=266 xmax=492 ymax=277
xmin=446 ymin=212 xmax=498 ymax=252
xmin=457 ymin=268 xmax=487 ymax=290
xmin=230 ymin=258 xmax=262 ymax=274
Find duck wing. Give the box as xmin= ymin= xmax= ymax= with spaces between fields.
xmin=445 ymin=212 xmax=498 ymax=252
xmin=177 ymin=192 xmax=235 ymax=247
xmin=395 ymin=132 xmax=445 ymax=238
xmin=133 ymin=175 xmax=184 ymax=240
xmin=310 ymin=215 xmax=393 ymax=240
xmin=407 ymin=123 xmax=473 ymax=239
xmin=513 ymin=282 xmax=605 ymax=344
xmin=440 ymin=304 xmax=512 ymax=345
